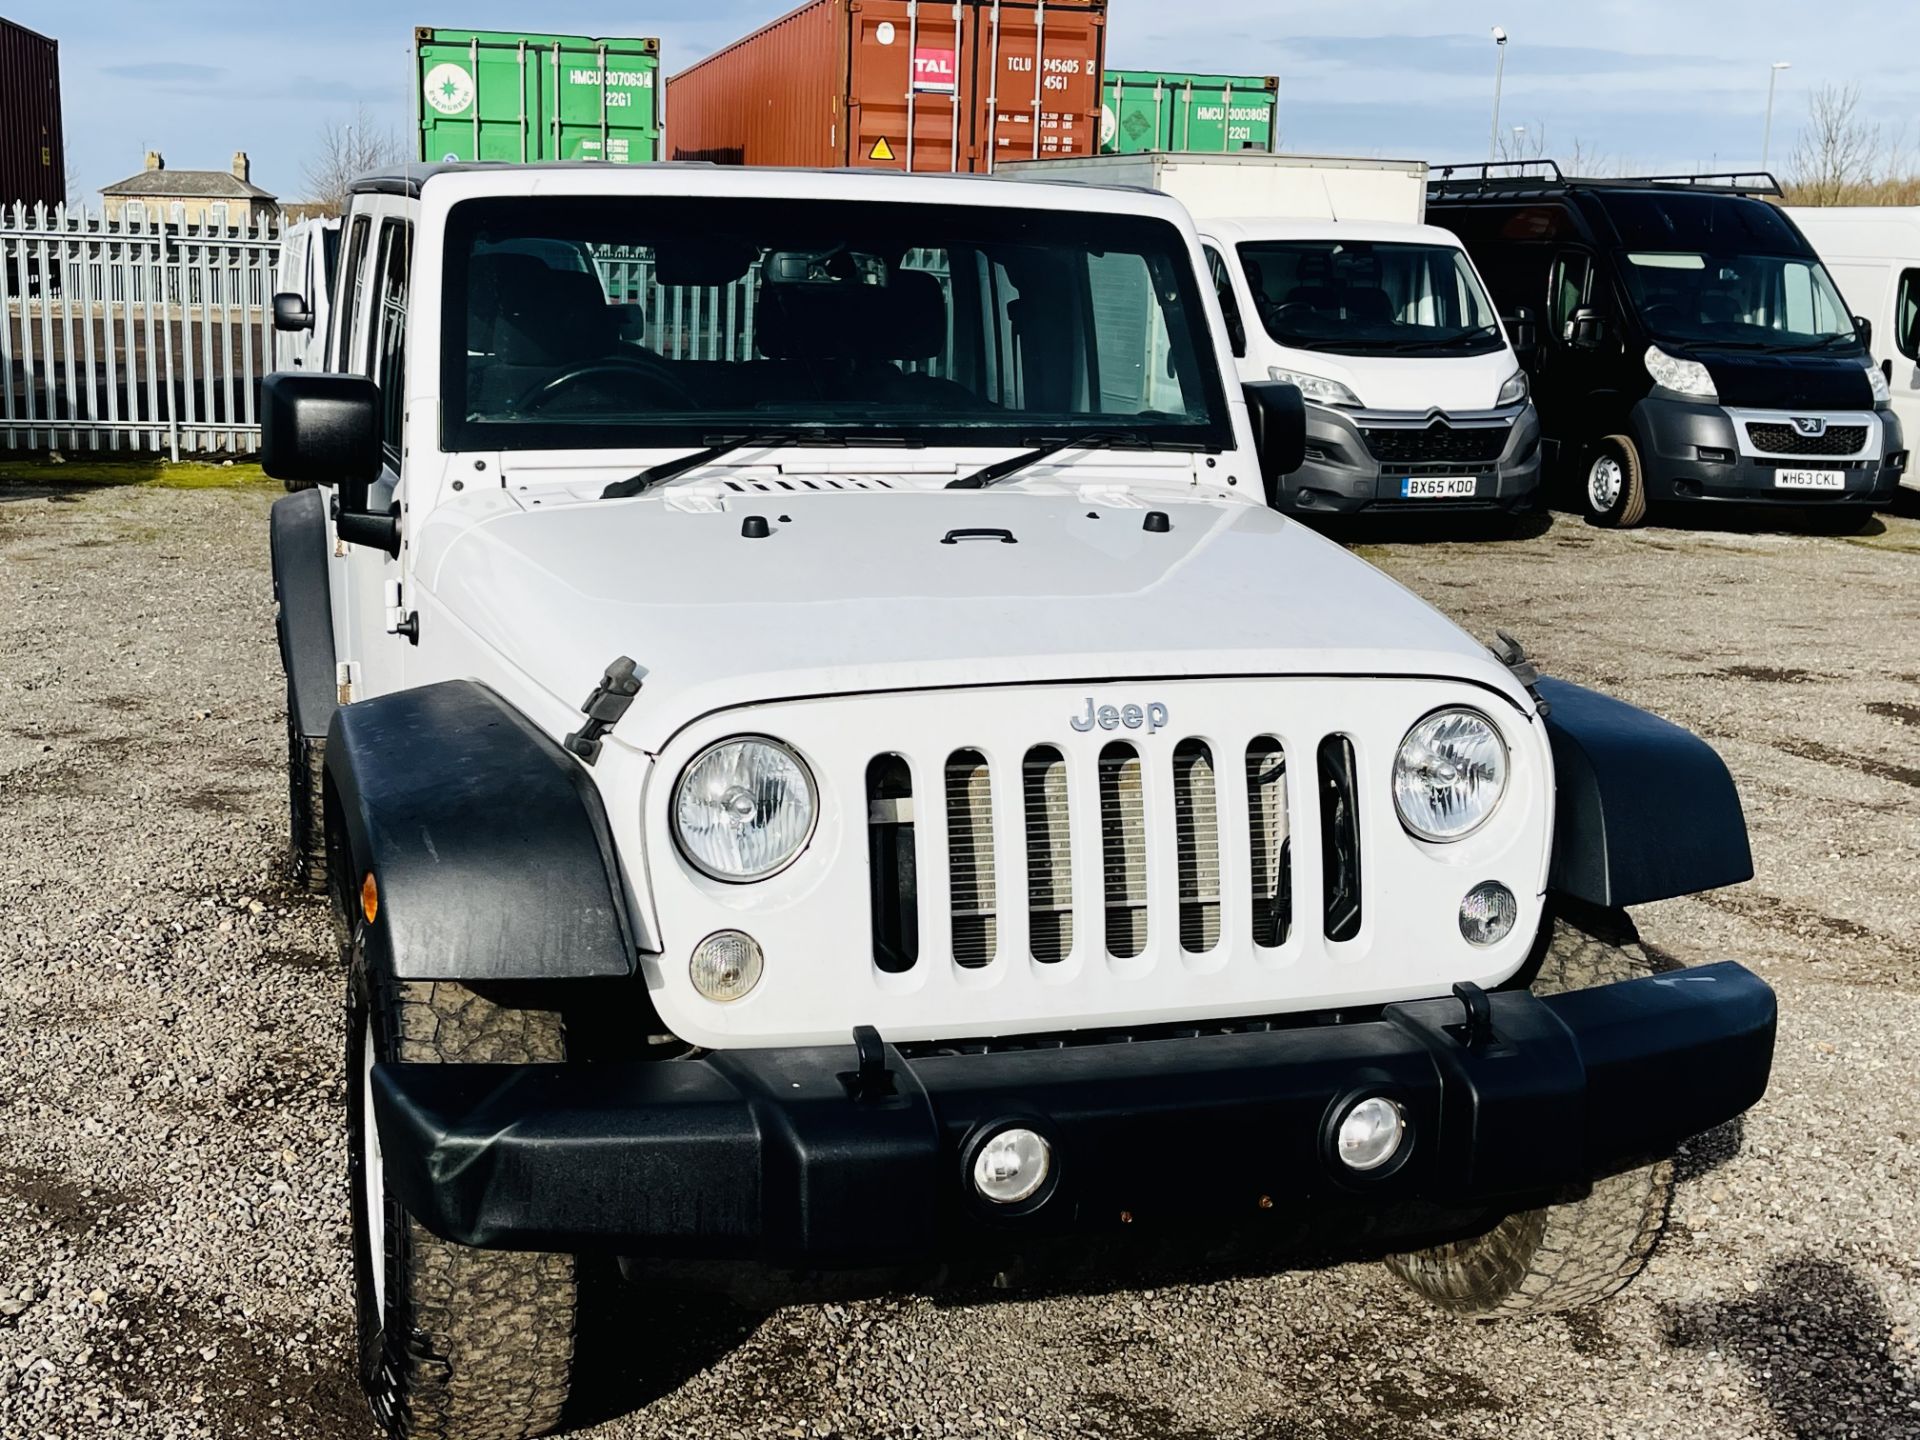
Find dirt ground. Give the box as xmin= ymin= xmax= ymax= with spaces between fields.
xmin=0 ymin=475 xmax=1915 ymax=1440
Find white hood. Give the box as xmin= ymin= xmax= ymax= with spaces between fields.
xmin=417 ymin=489 xmax=1527 ymax=749
xmin=1259 ymin=345 xmax=1520 ymax=414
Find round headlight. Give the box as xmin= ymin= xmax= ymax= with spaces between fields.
xmin=1393 ymin=708 xmax=1508 ymax=842
xmin=673 ymin=737 xmax=817 ymax=881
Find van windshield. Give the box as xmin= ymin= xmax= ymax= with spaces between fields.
xmin=1620 ymin=251 xmax=1859 ymax=350
xmin=441 ymin=195 xmax=1231 ymax=453
xmin=1235 ymin=239 xmax=1505 ymax=356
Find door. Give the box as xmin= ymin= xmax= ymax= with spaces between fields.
xmin=341 ymin=205 xmax=414 ymax=700
xmin=1892 ymin=267 xmax=1920 ymax=480
xmin=1535 ymin=247 xmax=1612 ymax=447
xmin=1200 ymin=239 xmax=1250 ymax=370
xmin=970 ymin=0 xmax=1104 ymax=170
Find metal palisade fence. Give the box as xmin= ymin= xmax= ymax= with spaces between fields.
xmin=0 ymin=202 xmax=282 ymax=458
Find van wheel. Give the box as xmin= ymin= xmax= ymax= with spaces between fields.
xmin=348 ymin=938 xmax=577 ymax=1438
xmin=287 ymin=701 xmax=327 ymax=895
xmin=1583 ymin=436 xmax=1649 ymax=528
xmin=1383 ymin=913 xmax=1675 ymax=1318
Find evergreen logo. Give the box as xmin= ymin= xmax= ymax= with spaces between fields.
xmin=423 ymin=62 xmax=476 ymax=116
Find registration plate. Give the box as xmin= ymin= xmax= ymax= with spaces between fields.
xmin=1400 ymin=476 xmax=1479 ymax=499
xmin=1773 ymin=468 xmax=1847 ymax=490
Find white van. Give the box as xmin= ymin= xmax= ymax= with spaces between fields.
xmin=1786 ymin=207 xmax=1920 ymax=492
xmin=272 ymin=217 xmax=341 ymax=372
xmin=1002 ymin=154 xmax=1540 ymax=517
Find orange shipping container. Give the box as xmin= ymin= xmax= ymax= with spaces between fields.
xmin=666 ymin=0 xmax=1107 ymax=174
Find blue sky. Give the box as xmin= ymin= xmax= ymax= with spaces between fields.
xmin=10 ymin=0 xmax=1916 ymax=200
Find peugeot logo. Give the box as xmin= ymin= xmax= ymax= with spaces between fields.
xmin=1790 ymin=416 xmax=1827 ymax=437
xmin=1071 ymin=698 xmax=1168 ymax=735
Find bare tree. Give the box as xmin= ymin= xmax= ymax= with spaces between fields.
xmin=1787 ymin=84 xmax=1880 ymax=204
xmin=1495 ymin=120 xmax=1549 ymax=163
xmin=1562 ymin=137 xmax=1623 ymax=179
xmin=302 ymin=105 xmax=408 ymax=212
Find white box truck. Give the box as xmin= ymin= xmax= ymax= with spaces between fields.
xmin=1787 ymin=207 xmax=1920 ymax=493
xmin=1000 ymin=152 xmax=1540 ymax=520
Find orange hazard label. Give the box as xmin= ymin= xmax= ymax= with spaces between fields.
xmin=869 ymin=136 xmax=896 ymax=161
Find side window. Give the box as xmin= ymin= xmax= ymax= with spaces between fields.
xmin=1548 ymin=251 xmax=1593 ymax=341
xmin=372 ymin=220 xmax=412 ymax=460
xmin=1203 ymin=244 xmax=1247 ymax=357
xmin=1895 ymin=269 xmax=1919 ymax=361
xmin=333 ymin=215 xmax=372 ymax=374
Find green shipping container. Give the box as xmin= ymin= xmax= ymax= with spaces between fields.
xmin=1101 ymin=70 xmax=1278 ymax=155
xmin=415 ymin=27 xmax=661 ymax=165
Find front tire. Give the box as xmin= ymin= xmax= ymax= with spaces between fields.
xmin=287 ymin=703 xmax=327 ymax=895
xmin=1583 ymin=435 xmax=1650 ymax=528
xmin=347 ymin=938 xmax=578 ymax=1438
xmin=1383 ymin=913 xmax=1675 ymax=1318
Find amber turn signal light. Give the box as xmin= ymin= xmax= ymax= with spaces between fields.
xmin=361 ymin=872 xmax=379 ymax=924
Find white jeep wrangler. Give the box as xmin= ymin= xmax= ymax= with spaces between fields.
xmin=265 ymin=163 xmax=1775 ymax=1440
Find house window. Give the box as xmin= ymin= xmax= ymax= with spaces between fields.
xmin=169 ymin=202 xmax=186 ymax=227
xmin=206 ymin=203 xmax=229 ymax=232
xmin=123 ymin=201 xmax=147 ymax=228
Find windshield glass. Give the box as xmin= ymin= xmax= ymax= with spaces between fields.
xmin=441 ymin=196 xmax=1231 ymax=452
xmin=1619 ymin=250 xmax=1858 ymax=348
xmin=1235 ymin=239 xmax=1504 ymax=355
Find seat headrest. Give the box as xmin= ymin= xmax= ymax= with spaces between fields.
xmin=471 ymin=254 xmax=617 ymax=366
xmin=756 ymin=270 xmax=946 ymax=363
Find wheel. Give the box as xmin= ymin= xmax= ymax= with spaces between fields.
xmin=1383 ymin=912 xmax=1675 ymax=1318
xmin=347 ymin=932 xmax=577 ymax=1438
xmin=287 ymin=701 xmax=327 ymax=895
xmin=1582 ymin=435 xmax=1649 ymax=528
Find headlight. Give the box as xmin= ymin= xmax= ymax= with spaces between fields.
xmin=1269 ymin=366 xmax=1363 ymax=408
xmin=1867 ymin=361 xmax=1892 ymax=406
xmin=1393 ymin=708 xmax=1509 ymax=842
xmin=1644 ymin=344 xmax=1717 ymax=401
xmin=1496 ymin=368 xmax=1530 ymax=407
xmin=672 ymin=737 xmax=817 ymax=881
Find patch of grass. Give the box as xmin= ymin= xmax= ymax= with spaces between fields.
xmin=0 ymin=455 xmax=274 ymax=490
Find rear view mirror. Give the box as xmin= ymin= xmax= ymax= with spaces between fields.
xmin=262 ymin=373 xmax=395 ymax=552
xmin=1566 ymin=306 xmax=1606 ymax=349
xmin=273 ymin=291 xmax=314 ymax=333
xmin=1242 ymin=381 xmax=1306 ymax=505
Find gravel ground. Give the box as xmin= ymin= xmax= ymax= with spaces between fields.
xmin=1 ymin=477 xmax=1916 ymax=1440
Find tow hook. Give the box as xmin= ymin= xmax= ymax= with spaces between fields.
xmin=841 ymin=1024 xmax=898 ymax=1102
xmin=1448 ymin=981 xmax=1497 ymax=1049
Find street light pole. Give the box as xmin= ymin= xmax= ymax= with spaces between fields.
xmin=1488 ymin=27 xmax=1509 ymax=162
xmin=1762 ymin=60 xmax=1791 ymax=171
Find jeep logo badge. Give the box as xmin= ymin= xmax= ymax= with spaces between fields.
xmin=1790 ymin=416 xmax=1827 ymax=437
xmin=1071 ymin=698 xmax=1169 ymax=734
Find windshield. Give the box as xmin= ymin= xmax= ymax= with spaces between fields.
xmin=441 ymin=196 xmax=1231 ymax=453
xmin=1236 ymin=239 xmax=1504 ymax=355
xmin=1619 ymin=250 xmax=1859 ymax=349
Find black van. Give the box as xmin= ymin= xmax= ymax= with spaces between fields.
xmin=1428 ymin=163 xmax=1907 ymax=527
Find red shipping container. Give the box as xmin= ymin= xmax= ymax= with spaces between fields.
xmin=0 ymin=16 xmax=65 ymax=209
xmin=666 ymin=0 xmax=1106 ymax=174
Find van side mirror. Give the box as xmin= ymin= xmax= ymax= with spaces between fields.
xmin=1853 ymin=314 xmax=1872 ymax=351
xmin=273 ymin=292 xmax=314 ymax=333
xmin=1566 ymin=306 xmax=1606 ymax=349
xmin=1242 ymin=381 xmax=1306 ymax=504
xmin=262 ymin=373 xmax=397 ymax=553
xmin=1504 ymin=305 xmax=1539 ymax=367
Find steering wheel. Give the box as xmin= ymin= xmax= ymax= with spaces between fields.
xmin=514 ymin=358 xmax=698 ymax=413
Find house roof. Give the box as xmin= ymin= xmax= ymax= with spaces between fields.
xmin=101 ymin=170 xmax=277 ymax=202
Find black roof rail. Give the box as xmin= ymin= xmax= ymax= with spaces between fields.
xmin=1429 ymin=162 xmax=1783 ymax=200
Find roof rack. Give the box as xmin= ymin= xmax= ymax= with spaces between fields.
xmin=1429 ymin=162 xmax=1782 ymax=200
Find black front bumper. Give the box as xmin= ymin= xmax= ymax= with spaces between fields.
xmin=373 ymin=963 xmax=1775 ymax=1266
xmin=1633 ymin=397 xmax=1906 ymax=505
xmin=1280 ymin=404 xmax=1543 ymax=516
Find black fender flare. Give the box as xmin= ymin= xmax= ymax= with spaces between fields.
xmin=325 ymin=680 xmax=636 ymax=981
xmin=269 ymin=488 xmax=337 ymax=740
xmin=1537 ymin=677 xmax=1753 ymax=908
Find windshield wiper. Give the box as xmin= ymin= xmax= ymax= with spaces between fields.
xmin=946 ymin=432 xmax=1206 ymax=490
xmin=599 ymin=432 xmax=844 ymax=499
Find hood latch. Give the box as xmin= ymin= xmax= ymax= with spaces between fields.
xmin=564 ymin=656 xmax=643 ymax=765
xmin=1489 ymin=629 xmax=1551 ymax=717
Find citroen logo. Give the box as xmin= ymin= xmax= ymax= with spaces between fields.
xmin=1790 ymin=416 xmax=1827 ymax=437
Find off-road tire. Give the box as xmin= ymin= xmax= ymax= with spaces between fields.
xmin=287 ymin=703 xmax=327 ymax=895
xmin=348 ymin=939 xmax=577 ymax=1439
xmin=1384 ymin=913 xmax=1675 ymax=1318
xmin=1583 ymin=434 xmax=1649 ymax=529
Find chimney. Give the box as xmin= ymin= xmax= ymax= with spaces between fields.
xmin=231 ymin=152 xmax=250 ymax=183
xmin=144 ymin=151 xmax=164 ymax=171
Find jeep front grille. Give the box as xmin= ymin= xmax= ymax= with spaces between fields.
xmin=945 ymin=750 xmax=998 ymax=969
xmin=1022 ymin=747 xmax=1074 ymax=963
xmin=1099 ymin=742 xmax=1150 ymax=959
xmin=1745 ymin=422 xmax=1868 ymax=457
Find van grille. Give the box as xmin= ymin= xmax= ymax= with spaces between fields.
xmin=1745 ymin=422 xmax=1868 ymax=457
xmin=1362 ymin=423 xmax=1509 ymax=466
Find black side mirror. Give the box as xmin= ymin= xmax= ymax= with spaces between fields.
xmin=1505 ymin=305 xmax=1539 ymax=367
xmin=1566 ymin=306 xmax=1606 ymax=349
xmin=262 ymin=373 xmax=396 ymax=553
xmin=1242 ymin=381 xmax=1306 ymax=504
xmin=273 ymin=291 xmax=314 ymax=333
xmin=1853 ymin=314 xmax=1873 ymax=351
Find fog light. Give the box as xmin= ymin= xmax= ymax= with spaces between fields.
xmin=971 ymin=1127 xmax=1052 ymax=1205
xmin=690 ymin=930 xmax=763 ymax=1003
xmin=1459 ymin=881 xmax=1518 ymax=947
xmin=1336 ymin=1096 xmax=1406 ymax=1171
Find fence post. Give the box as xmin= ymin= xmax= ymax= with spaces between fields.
xmin=162 ymin=223 xmax=180 ymax=462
